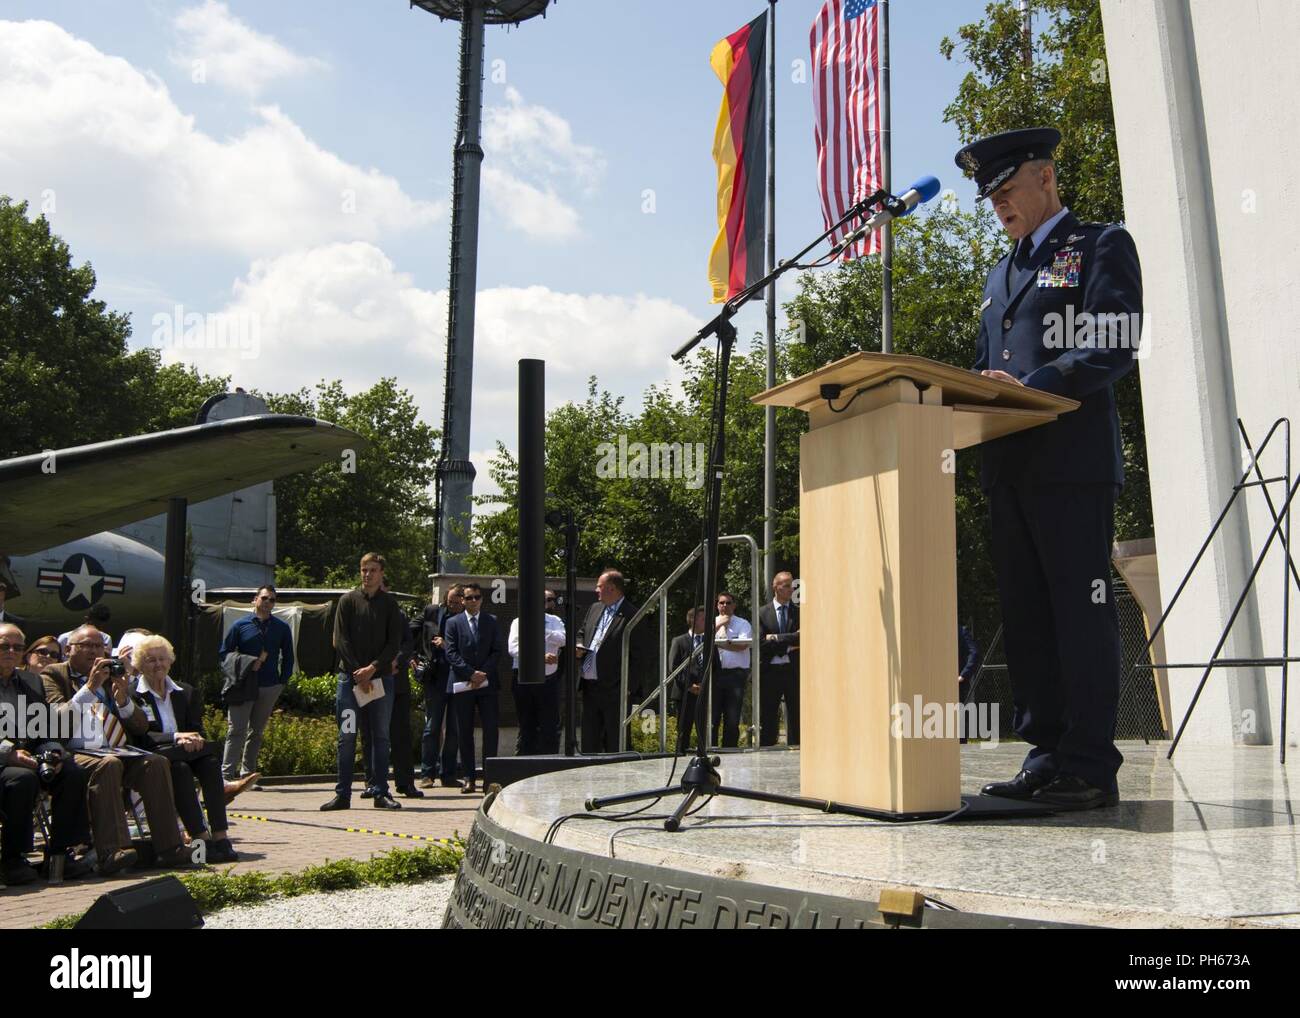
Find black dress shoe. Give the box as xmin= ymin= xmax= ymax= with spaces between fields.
xmin=441 ymin=778 xmax=461 ymax=788
xmin=2 ymin=859 xmax=39 ymax=885
xmin=207 ymin=839 xmax=239 ymax=864
xmin=1032 ymin=774 xmax=1119 ymax=810
xmin=319 ymin=795 xmax=351 ymax=811
xmin=360 ymin=787 xmax=377 ymax=799
xmin=980 ymin=768 xmax=1054 ymax=800
xmin=397 ymin=786 xmax=426 ymax=799
xmin=373 ymin=794 xmax=402 ymax=810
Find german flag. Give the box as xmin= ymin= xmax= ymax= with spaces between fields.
xmin=708 ymin=11 xmax=767 ymax=304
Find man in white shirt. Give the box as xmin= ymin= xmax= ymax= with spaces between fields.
xmin=712 ymin=592 xmax=752 ymax=748
xmin=508 ymin=590 xmax=567 ymax=755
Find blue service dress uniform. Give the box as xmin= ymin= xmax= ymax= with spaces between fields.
xmin=974 ymin=211 xmax=1143 ymax=794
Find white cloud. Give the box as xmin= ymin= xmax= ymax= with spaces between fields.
xmin=483 ymin=86 xmax=605 ymax=190
xmin=171 ymin=0 xmax=327 ymax=96
xmin=481 ymin=165 xmax=580 ymax=241
xmin=0 ymin=20 xmax=439 ymax=257
xmin=159 ymin=241 xmax=700 ymax=461
xmin=479 ymin=86 xmax=603 ymax=242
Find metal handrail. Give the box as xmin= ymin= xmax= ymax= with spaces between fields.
xmin=618 ymin=534 xmax=762 ymax=751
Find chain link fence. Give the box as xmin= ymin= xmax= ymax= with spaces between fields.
xmin=965 ymin=573 xmax=1166 ymax=741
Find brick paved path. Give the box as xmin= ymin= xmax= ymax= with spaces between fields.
xmin=0 ymin=780 xmax=481 ymax=929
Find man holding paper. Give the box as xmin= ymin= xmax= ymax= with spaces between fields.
xmin=444 ymin=583 xmax=505 ymax=795
xmin=321 ymin=552 xmax=405 ymax=812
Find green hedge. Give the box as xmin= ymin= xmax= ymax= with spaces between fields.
xmin=203 ymin=707 xmax=346 ymax=776
xmin=196 ymin=670 xmax=339 ymax=716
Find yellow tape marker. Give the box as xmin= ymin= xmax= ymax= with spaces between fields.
xmin=225 ymin=811 xmax=458 ymax=846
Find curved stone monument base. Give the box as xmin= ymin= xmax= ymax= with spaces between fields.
xmin=444 ymin=744 xmax=1300 ymax=929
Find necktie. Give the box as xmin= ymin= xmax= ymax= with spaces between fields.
xmin=777 ymin=604 xmax=787 ymax=634
xmin=94 ymin=688 xmax=126 ymax=748
xmin=1014 ymin=236 xmax=1034 ymax=271
xmin=582 ymin=605 xmax=615 ymax=679
xmin=469 ymin=615 xmax=479 ymax=641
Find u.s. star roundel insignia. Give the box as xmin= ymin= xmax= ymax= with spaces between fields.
xmin=36 ymin=553 xmax=126 ymax=611
xmin=959 ymin=150 xmax=979 ymax=173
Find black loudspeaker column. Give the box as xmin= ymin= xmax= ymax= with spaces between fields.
xmin=74 ymin=875 xmax=204 ymax=929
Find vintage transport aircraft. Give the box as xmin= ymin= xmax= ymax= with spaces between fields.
xmin=0 ymin=391 xmax=363 ymax=636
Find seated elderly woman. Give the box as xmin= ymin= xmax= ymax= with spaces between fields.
xmin=23 ymin=634 xmax=63 ymax=672
xmin=129 ymin=635 xmax=257 ymax=864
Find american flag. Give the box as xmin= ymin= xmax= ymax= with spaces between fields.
xmin=811 ymin=0 xmax=882 ymax=259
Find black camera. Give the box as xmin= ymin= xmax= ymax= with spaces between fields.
xmin=36 ymin=747 xmax=63 ymax=783
xmin=104 ymin=658 xmax=125 ymax=677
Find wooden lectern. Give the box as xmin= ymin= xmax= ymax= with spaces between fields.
xmin=753 ymin=353 xmax=1078 ymax=817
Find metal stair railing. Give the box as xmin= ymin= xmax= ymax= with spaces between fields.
xmin=618 ymin=534 xmax=761 ymax=751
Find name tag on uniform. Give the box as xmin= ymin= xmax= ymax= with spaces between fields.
xmin=1038 ymin=249 xmax=1082 ymax=288
xmin=979 ymin=297 xmax=992 ymax=311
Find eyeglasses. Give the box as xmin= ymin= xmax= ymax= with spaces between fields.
xmin=70 ymin=641 xmax=103 ymax=649
xmin=0 ymin=642 xmax=23 ymax=653
xmin=32 ymin=646 xmax=60 ymax=658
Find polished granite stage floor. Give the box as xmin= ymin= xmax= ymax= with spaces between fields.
xmin=488 ymin=742 xmax=1300 ymax=928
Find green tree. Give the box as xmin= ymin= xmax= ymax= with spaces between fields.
xmin=263 ymin=379 xmax=438 ymax=595
xmin=0 ymin=196 xmax=229 ymax=457
xmin=941 ymin=0 xmax=1152 ymax=542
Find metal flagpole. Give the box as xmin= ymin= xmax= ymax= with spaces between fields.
xmin=879 ymin=0 xmax=893 ymax=353
xmin=763 ymin=0 xmax=777 ymax=589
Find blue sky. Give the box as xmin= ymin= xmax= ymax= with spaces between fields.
xmin=2 ymin=0 xmax=992 ymax=489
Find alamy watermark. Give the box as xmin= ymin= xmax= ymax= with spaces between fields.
xmin=1042 ymin=306 xmax=1148 ymax=359
xmin=890 ymin=695 xmax=1000 ymax=745
xmin=595 ymin=435 xmax=706 ymax=490
xmin=151 ymin=304 xmax=261 ymax=360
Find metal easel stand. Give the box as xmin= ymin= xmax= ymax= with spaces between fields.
xmin=1121 ymin=418 xmax=1299 ymax=763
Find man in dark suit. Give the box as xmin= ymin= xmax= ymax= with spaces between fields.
xmin=757 ymin=571 xmax=800 ymax=747
xmin=957 ymin=624 xmax=981 ymax=702
xmin=416 ymin=584 xmax=463 ymax=788
xmin=575 ymin=570 xmax=646 ymax=753
xmin=443 ymin=582 xmax=504 ymax=795
xmin=0 ymin=622 xmax=93 ymax=883
xmin=956 ymin=127 xmax=1142 ymax=809
xmin=667 ymin=606 xmax=713 ymax=754
xmin=0 ymin=579 xmax=27 ymax=632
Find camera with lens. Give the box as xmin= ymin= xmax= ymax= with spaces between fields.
xmin=36 ymin=747 xmax=64 ymax=784
xmin=104 ymin=658 xmax=125 ymax=678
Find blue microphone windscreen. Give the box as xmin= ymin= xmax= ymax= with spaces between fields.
xmin=911 ymin=175 xmax=942 ymax=203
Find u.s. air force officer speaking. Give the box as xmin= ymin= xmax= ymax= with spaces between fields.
xmin=954 ymin=127 xmax=1142 ymax=810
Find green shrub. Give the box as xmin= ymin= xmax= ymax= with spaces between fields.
xmin=282 ymin=672 xmax=339 ymax=715
xmin=40 ymin=842 xmax=465 ymax=927
xmin=203 ymin=707 xmax=351 ymax=776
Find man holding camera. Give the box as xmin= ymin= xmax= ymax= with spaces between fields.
xmin=0 ymin=623 xmax=93 ymax=883
xmin=42 ymin=624 xmax=190 ymax=874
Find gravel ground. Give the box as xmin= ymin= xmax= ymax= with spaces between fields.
xmin=203 ymin=876 xmax=456 ymax=929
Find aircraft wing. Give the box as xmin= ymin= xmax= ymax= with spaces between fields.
xmin=0 ymin=415 xmax=366 ymax=556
